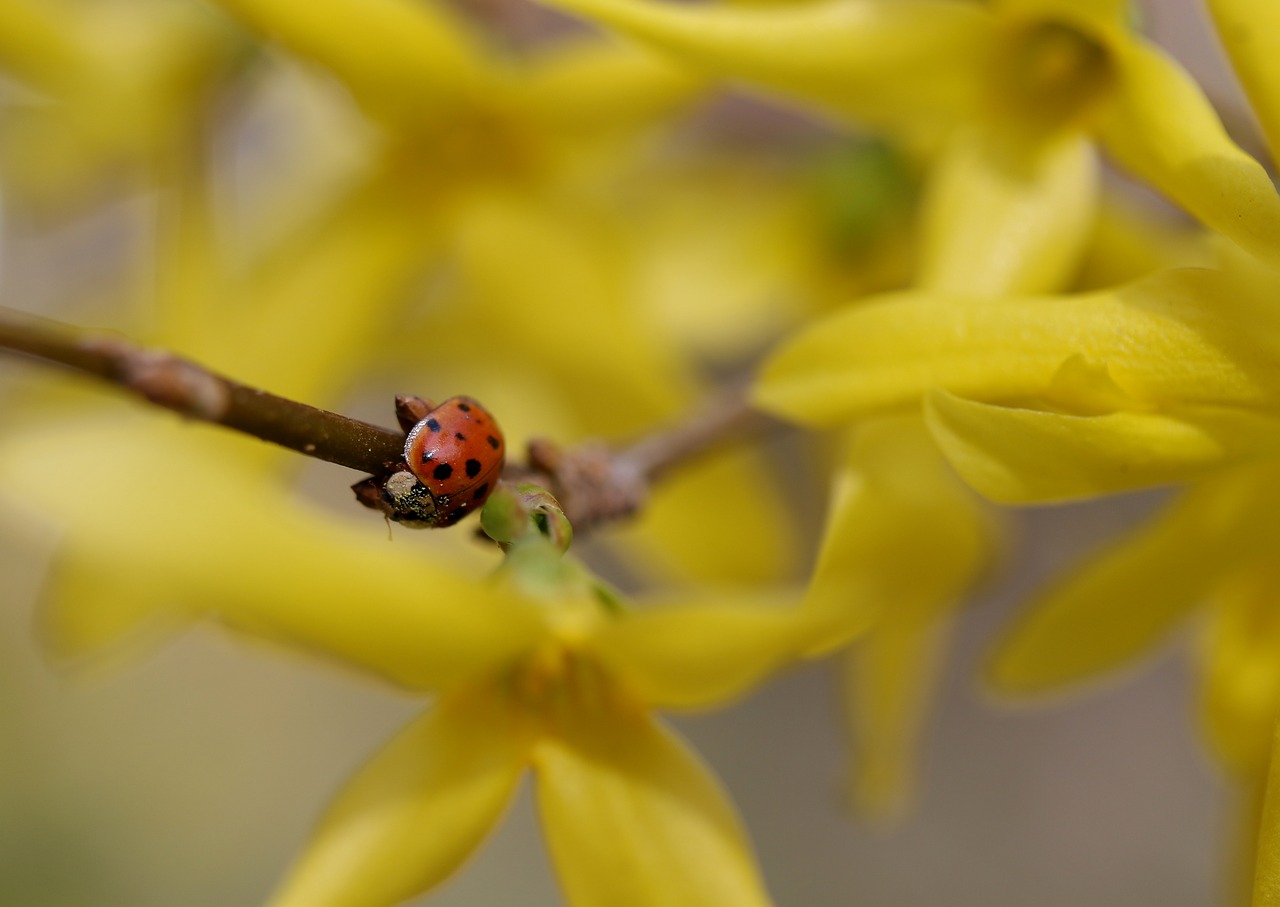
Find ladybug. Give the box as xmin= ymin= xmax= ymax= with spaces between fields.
xmin=398 ymin=395 xmax=505 ymax=527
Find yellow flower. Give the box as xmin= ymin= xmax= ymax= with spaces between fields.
xmin=756 ymin=236 xmax=1275 ymax=503
xmin=0 ymin=406 xmax=828 ymax=907
xmin=0 ymin=0 xmax=245 ymax=210
xmin=532 ymin=0 xmax=1280 ymax=281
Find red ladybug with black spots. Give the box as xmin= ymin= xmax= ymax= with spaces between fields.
xmin=402 ymin=396 xmax=505 ymax=526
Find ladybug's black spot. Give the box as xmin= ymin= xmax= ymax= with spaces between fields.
xmin=465 ymin=459 xmax=482 ymax=479
xmin=455 ymin=432 xmax=466 ymax=441
xmin=457 ymin=402 xmax=471 ymax=412
xmin=472 ymin=482 xmax=489 ymax=501
xmin=486 ymin=435 xmax=500 ymax=450
xmin=432 ymin=463 xmax=453 ymax=480
xmin=420 ymin=451 xmax=433 ymax=464
xmin=425 ymin=418 xmax=441 ymax=432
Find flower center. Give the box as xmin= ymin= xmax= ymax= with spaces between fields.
xmin=991 ymin=20 xmax=1114 ymax=131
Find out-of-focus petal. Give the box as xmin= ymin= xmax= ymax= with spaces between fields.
xmin=613 ymin=447 xmax=802 ymax=587
xmin=805 ymin=418 xmax=993 ymax=652
xmin=0 ymin=0 xmax=92 ymax=91
xmin=815 ymin=419 xmax=993 ymax=820
xmin=842 ymin=604 xmax=952 ymax=821
xmin=0 ymin=414 xmax=543 ymax=690
xmin=208 ymin=0 xmax=488 ymax=124
xmin=517 ymin=37 xmax=703 ymax=137
xmin=202 ymin=173 xmax=444 ymax=402
xmin=269 ymin=686 xmax=530 ymax=907
xmin=993 ymin=0 xmax=1130 ymax=38
xmin=1072 ymin=197 xmax=1214 ymax=291
xmin=589 ymin=592 xmax=816 ymax=710
xmin=917 ymin=126 xmax=1097 ymax=295
xmin=1207 ymin=0 xmax=1280 ymax=163
xmin=754 ymin=268 xmax=1280 ymax=426
xmin=926 ymin=389 xmax=1280 ymax=502
xmin=534 ymin=0 xmax=992 ymax=133
xmin=534 ymin=698 xmax=773 ymax=907
xmin=1255 ymin=728 xmax=1280 ymax=907
xmin=1198 ymin=566 xmax=1280 ymax=779
xmin=984 ymin=472 xmax=1272 ymax=695
xmin=1096 ymin=38 xmax=1280 ymax=270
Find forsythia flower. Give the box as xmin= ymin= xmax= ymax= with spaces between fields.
xmin=0 ymin=0 xmax=244 ymax=210
xmin=531 ymin=0 xmax=1280 ymax=286
xmin=0 ymin=407 xmax=829 ymax=907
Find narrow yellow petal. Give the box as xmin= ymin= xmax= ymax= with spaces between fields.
xmin=1073 ymin=196 xmax=1214 ymax=291
xmin=534 ymin=0 xmax=992 ymax=132
xmin=1198 ymin=567 xmax=1280 ymax=778
xmin=208 ymin=0 xmax=487 ymax=123
xmin=535 ymin=703 xmax=773 ymax=907
xmin=805 ymin=418 xmax=993 ymax=653
xmin=926 ymin=389 xmax=1280 ymax=502
xmin=918 ymin=125 xmax=1098 ymax=295
xmin=755 ymin=268 xmax=1280 ymax=426
xmin=810 ymin=419 xmax=991 ymax=819
xmin=1096 ymin=38 xmax=1280 ymax=270
xmin=0 ymin=0 xmax=92 ymax=91
xmin=590 ymin=593 xmax=816 ymax=710
xmin=0 ymin=415 xmax=543 ymax=689
xmin=517 ymin=38 xmax=703 ymax=136
xmin=1207 ymin=0 xmax=1280 ymax=163
xmin=993 ymin=0 xmax=1130 ymax=37
xmin=842 ymin=607 xmax=953 ymax=822
xmin=270 ymin=686 xmax=529 ymax=907
xmin=985 ymin=474 xmax=1264 ymax=695
xmin=1255 ymin=728 xmax=1280 ymax=907
xmin=204 ymin=174 xmax=444 ymax=402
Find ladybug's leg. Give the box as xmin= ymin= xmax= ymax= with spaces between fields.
xmin=394 ymin=395 xmax=434 ymax=433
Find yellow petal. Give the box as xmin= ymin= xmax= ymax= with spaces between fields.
xmin=208 ymin=0 xmax=487 ymax=124
xmin=534 ymin=701 xmax=773 ymax=907
xmin=842 ymin=605 xmax=953 ymax=822
xmin=517 ymin=37 xmax=703 ymax=137
xmin=203 ymin=173 xmax=444 ymax=402
xmin=269 ymin=686 xmax=529 ymax=907
xmin=1096 ymin=37 xmax=1280 ymax=270
xmin=533 ymin=0 xmax=992 ymax=133
xmin=809 ymin=418 xmax=991 ymax=819
xmin=805 ymin=417 xmax=993 ymax=653
xmin=1072 ymin=196 xmax=1215 ymax=291
xmin=993 ymin=0 xmax=1131 ymax=37
xmin=613 ymin=446 xmax=803 ymax=586
xmin=926 ymin=389 xmax=1280 ymax=502
xmin=589 ymin=592 xmax=817 ymax=710
xmin=918 ymin=125 xmax=1098 ymax=295
xmin=754 ymin=267 xmax=1280 ymax=426
xmin=984 ymin=473 xmax=1267 ymax=695
xmin=1207 ymin=0 xmax=1280 ymax=164
xmin=1198 ymin=566 xmax=1280 ymax=778
xmin=0 ymin=414 xmax=542 ymax=689
xmin=0 ymin=0 xmax=92 ymax=91
xmin=1255 ymin=728 xmax=1280 ymax=907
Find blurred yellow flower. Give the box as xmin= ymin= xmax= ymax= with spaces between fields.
xmin=532 ymin=0 xmax=1280 ymax=281
xmin=0 ymin=0 xmax=245 ymax=210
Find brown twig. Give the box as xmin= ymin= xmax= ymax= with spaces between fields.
xmin=0 ymin=309 xmax=779 ymax=532
xmin=520 ymin=381 xmax=773 ymax=530
xmin=0 ymin=310 xmax=404 ymax=474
